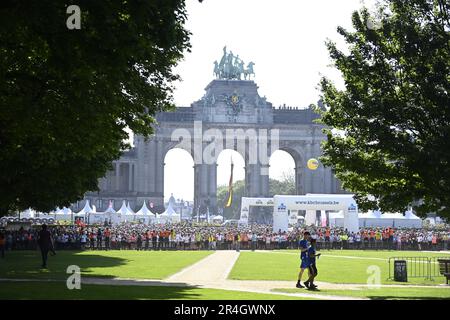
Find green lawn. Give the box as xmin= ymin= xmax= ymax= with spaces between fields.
xmin=0 ymin=281 xmax=312 ymax=300
xmin=229 ymin=250 xmax=447 ymax=285
xmin=0 ymin=250 xmax=212 ymax=280
xmin=273 ymin=287 xmax=450 ymax=300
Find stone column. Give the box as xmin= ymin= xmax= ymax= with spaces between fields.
xmin=305 ymin=141 xmax=313 ymax=193
xmin=246 ymin=163 xmax=263 ymax=197
xmin=155 ymin=139 xmax=164 ymax=199
xmin=260 ymin=165 xmax=270 ymax=197
xmin=294 ymin=164 xmax=305 ymax=195
xmin=115 ymin=162 xmax=121 ymax=191
xmin=194 ymin=163 xmax=208 ymax=215
xmin=128 ymin=163 xmax=133 ymax=191
xmin=208 ymin=163 xmax=218 ymax=214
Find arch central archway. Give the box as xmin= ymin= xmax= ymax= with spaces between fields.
xmin=164 ymin=148 xmax=194 ymax=214
xmin=216 ymin=149 xmax=245 ymax=219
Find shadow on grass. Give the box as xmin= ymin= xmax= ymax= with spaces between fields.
xmin=0 ymin=280 xmax=205 ymax=300
xmin=367 ymin=296 xmax=450 ymax=300
xmin=0 ymin=250 xmax=127 ymax=280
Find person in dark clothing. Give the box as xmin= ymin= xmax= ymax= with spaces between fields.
xmin=152 ymin=231 xmax=157 ymax=250
xmin=144 ymin=230 xmax=150 ymax=250
xmin=37 ymin=224 xmax=53 ymax=268
xmin=97 ymin=229 xmax=103 ymax=250
xmin=0 ymin=232 xmax=5 ymax=258
xmin=136 ymin=234 xmax=142 ymax=251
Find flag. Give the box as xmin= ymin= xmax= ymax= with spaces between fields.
xmin=225 ymin=158 xmax=234 ymax=208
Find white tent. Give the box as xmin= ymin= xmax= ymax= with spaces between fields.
xmin=398 ymin=210 xmax=422 ymax=228
xmin=159 ymin=202 xmax=180 ymax=223
xmin=52 ymin=207 xmax=63 ymax=215
xmin=102 ymin=201 xmax=120 ymax=225
xmin=20 ymin=208 xmax=36 ymax=218
xmin=117 ymin=200 xmax=130 ymax=215
xmin=62 ymin=207 xmax=72 ymax=215
xmin=104 ymin=202 xmax=116 ymax=214
xmin=135 ymin=201 xmax=156 ymax=224
xmin=126 ymin=202 xmax=135 ymax=214
xmin=358 ymin=210 xmax=381 ymax=227
xmin=76 ymin=200 xmax=93 ymax=216
xmin=116 ymin=200 xmax=134 ymax=222
xmin=377 ymin=212 xmax=405 ymax=227
xmin=51 ymin=207 xmax=72 ymax=221
xmin=136 ymin=201 xmax=155 ymax=216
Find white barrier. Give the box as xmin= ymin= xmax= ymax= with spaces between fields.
xmin=273 ymin=194 xmax=359 ymax=233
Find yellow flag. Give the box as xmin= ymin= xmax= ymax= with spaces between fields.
xmin=225 ymin=159 xmax=234 ymax=208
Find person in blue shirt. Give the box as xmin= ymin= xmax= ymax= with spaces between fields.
xmin=305 ymin=238 xmax=321 ymax=290
xmin=296 ymin=231 xmax=311 ymax=288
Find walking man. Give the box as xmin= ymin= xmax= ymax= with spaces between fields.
xmin=0 ymin=232 xmax=5 ymax=258
xmin=304 ymin=239 xmax=321 ymax=290
xmin=37 ymin=224 xmax=53 ymax=268
xmin=296 ymin=231 xmax=311 ymax=288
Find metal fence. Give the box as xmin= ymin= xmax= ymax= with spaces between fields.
xmin=388 ymin=257 xmax=449 ymax=281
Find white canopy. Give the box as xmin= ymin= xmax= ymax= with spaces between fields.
xmin=159 ymin=202 xmax=180 ymax=222
xmin=359 ymin=210 xmax=381 ymax=219
xmin=126 ymin=202 xmax=135 ymax=214
xmin=136 ymin=201 xmax=156 ymax=216
xmin=162 ymin=202 xmax=177 ymax=216
xmin=62 ymin=207 xmax=72 ymax=215
xmin=52 ymin=207 xmax=62 ymax=215
xmin=104 ymin=201 xmax=116 ymax=214
xmin=212 ymin=215 xmax=224 ymax=221
xmin=20 ymin=208 xmax=36 ymax=218
xmin=358 ymin=209 xmax=423 ymax=228
xmin=405 ymin=210 xmax=421 ymax=220
xmin=76 ymin=200 xmax=93 ymax=215
xmin=117 ymin=200 xmax=133 ymax=215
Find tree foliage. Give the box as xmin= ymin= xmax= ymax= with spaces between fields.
xmin=319 ymin=0 xmax=450 ymax=217
xmin=0 ymin=0 xmax=191 ymax=215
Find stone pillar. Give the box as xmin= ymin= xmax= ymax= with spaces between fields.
xmin=155 ymin=139 xmax=164 ymax=202
xmin=260 ymin=165 xmax=270 ymax=197
xmin=294 ymin=164 xmax=305 ymax=195
xmin=305 ymin=141 xmax=313 ymax=193
xmin=133 ymin=162 xmax=137 ymax=192
xmin=115 ymin=162 xmax=121 ymax=191
xmin=246 ymin=163 xmax=261 ymax=197
xmin=128 ymin=163 xmax=133 ymax=191
xmin=208 ymin=163 xmax=218 ymax=214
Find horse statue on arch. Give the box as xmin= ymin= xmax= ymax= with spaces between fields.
xmin=213 ymin=61 xmax=220 ymax=78
xmin=243 ymin=62 xmax=255 ymax=80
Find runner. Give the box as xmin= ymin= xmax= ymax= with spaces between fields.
xmin=296 ymin=231 xmax=311 ymax=288
xmin=304 ymin=238 xmax=321 ymax=290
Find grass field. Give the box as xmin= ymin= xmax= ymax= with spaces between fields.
xmin=1 ymin=249 xmax=449 ymax=300
xmin=0 ymin=281 xmax=311 ymax=300
xmin=273 ymin=287 xmax=450 ymax=300
xmin=0 ymin=250 xmax=211 ymax=280
xmin=229 ymin=250 xmax=449 ymax=285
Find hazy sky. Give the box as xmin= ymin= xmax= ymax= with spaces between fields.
xmin=163 ymin=0 xmax=372 ymax=201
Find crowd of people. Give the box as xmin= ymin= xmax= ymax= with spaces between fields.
xmin=1 ymin=221 xmax=449 ymax=255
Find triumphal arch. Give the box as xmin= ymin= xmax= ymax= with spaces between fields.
xmin=83 ymin=48 xmax=344 ymax=214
